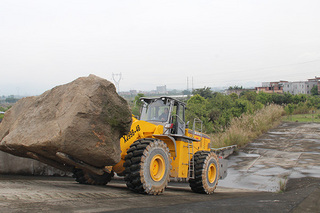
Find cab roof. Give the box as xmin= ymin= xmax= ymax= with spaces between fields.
xmin=140 ymin=96 xmax=186 ymax=107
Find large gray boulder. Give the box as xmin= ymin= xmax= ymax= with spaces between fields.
xmin=0 ymin=75 xmax=132 ymax=170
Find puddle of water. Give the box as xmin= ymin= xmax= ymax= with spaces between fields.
xmin=304 ymin=152 xmax=320 ymax=155
xmin=268 ymin=131 xmax=295 ymax=135
xmin=289 ymin=170 xmax=306 ymax=179
xmin=257 ymin=138 xmax=274 ymax=141
xmin=253 ymin=167 xmax=289 ymax=177
xmin=249 ymin=143 xmax=264 ymax=146
xmin=244 ymin=153 xmax=260 ymax=158
xmin=219 ymin=168 xmax=283 ymax=192
xmin=253 ymin=164 xmax=265 ymax=168
xmin=299 ymin=139 xmax=320 ymax=143
xmin=295 ymin=166 xmax=320 ymax=178
xmin=233 ymin=152 xmax=260 ymax=158
xmin=305 ymin=134 xmax=320 ymax=139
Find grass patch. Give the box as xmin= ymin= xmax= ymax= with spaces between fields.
xmin=210 ymin=104 xmax=285 ymax=148
xmin=282 ymin=112 xmax=320 ymax=123
xmin=278 ymin=177 xmax=288 ymax=193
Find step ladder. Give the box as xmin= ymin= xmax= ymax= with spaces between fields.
xmin=188 ymin=118 xmax=203 ymax=179
xmin=187 ymin=140 xmax=195 ymax=179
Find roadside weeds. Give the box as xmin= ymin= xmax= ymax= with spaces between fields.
xmin=210 ymin=104 xmax=285 ymax=148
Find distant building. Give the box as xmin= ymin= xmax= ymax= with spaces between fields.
xmin=259 ymin=77 xmax=320 ymax=95
xmin=309 ymin=77 xmax=320 ymax=93
xmin=283 ymin=78 xmax=318 ymax=95
xmin=118 ymin=90 xmax=138 ymax=97
xmin=156 ymin=85 xmax=167 ymax=94
xmin=256 ymin=81 xmax=287 ymax=94
xmin=225 ymin=89 xmax=245 ymax=96
xmin=129 ymin=90 xmax=138 ymax=95
xmin=225 ymin=89 xmax=255 ymax=96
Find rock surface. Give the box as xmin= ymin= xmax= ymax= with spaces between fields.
xmin=0 ymin=74 xmax=132 ymax=169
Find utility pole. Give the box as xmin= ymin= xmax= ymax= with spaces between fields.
xmin=112 ymin=73 xmax=122 ymax=93
xmin=187 ymin=76 xmax=194 ymax=92
xmin=192 ymin=77 xmax=194 ymax=92
xmin=187 ymin=77 xmax=189 ymax=92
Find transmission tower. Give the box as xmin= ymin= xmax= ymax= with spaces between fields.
xmin=192 ymin=77 xmax=194 ymax=92
xmin=187 ymin=77 xmax=189 ymax=91
xmin=187 ymin=76 xmax=194 ymax=92
xmin=112 ymin=73 xmax=122 ymax=92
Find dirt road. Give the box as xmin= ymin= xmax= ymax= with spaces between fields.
xmin=0 ymin=122 xmax=319 ymax=212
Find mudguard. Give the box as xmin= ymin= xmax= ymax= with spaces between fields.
xmin=218 ymin=158 xmax=228 ymax=180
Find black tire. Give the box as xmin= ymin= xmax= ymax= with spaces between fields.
xmin=124 ymin=138 xmax=171 ymax=195
xmin=189 ymin=151 xmax=219 ymax=194
xmin=73 ymin=168 xmax=114 ymax=185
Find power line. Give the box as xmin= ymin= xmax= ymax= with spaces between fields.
xmin=202 ymin=58 xmax=320 ymax=78
xmin=241 ymin=59 xmax=320 ymax=72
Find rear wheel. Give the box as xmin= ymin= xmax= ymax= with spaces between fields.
xmin=124 ymin=138 xmax=171 ymax=195
xmin=189 ymin=151 xmax=219 ymax=194
xmin=73 ymin=168 xmax=114 ymax=185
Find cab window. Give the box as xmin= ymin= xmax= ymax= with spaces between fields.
xmin=140 ymin=99 xmax=170 ymax=122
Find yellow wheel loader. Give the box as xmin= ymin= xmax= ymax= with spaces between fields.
xmin=72 ymin=97 xmax=235 ymax=195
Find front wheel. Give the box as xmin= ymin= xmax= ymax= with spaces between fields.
xmin=189 ymin=151 xmax=219 ymax=194
xmin=124 ymin=138 xmax=171 ymax=195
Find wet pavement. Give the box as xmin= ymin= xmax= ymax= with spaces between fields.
xmin=0 ymin=122 xmax=320 ymax=212
xmin=219 ymin=122 xmax=320 ymax=192
xmin=0 ymin=175 xmax=319 ymax=213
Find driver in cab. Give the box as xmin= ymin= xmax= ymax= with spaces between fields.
xmin=159 ymin=108 xmax=169 ymax=121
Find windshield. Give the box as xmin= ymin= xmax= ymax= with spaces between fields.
xmin=140 ymin=99 xmax=170 ymax=122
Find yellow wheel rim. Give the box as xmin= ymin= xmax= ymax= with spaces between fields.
xmin=150 ymin=154 xmax=165 ymax=181
xmin=208 ymin=163 xmax=217 ymax=184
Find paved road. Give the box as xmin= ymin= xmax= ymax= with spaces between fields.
xmin=0 ymin=122 xmax=319 ymax=212
xmin=0 ymin=175 xmax=319 ymax=213
xmin=219 ymin=122 xmax=320 ymax=192
xmin=0 ymin=175 xmax=255 ymax=212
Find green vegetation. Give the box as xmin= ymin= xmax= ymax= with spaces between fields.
xmin=187 ymin=88 xmax=320 ymax=133
xmin=187 ymin=88 xmax=320 ymax=148
xmin=0 ymin=106 xmax=11 ymax=120
xmin=130 ymin=93 xmax=145 ymax=117
xmin=130 ymin=87 xmax=320 ymax=148
xmin=4 ymin=95 xmax=19 ymax=103
xmin=278 ymin=176 xmax=288 ymax=193
xmin=283 ymin=111 xmax=320 ymax=122
xmin=210 ymin=104 xmax=284 ymax=148
xmin=228 ymin=85 xmax=243 ymax=90
xmin=187 ymin=89 xmax=269 ymax=134
xmin=311 ymin=85 xmax=318 ymax=96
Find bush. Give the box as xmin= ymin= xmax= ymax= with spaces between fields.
xmin=293 ymin=102 xmax=310 ymax=114
xmin=284 ymin=104 xmax=294 ymax=115
xmin=131 ymin=93 xmax=145 ymax=117
xmin=210 ymin=104 xmax=285 ymax=148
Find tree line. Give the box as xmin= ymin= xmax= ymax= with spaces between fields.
xmin=129 ymin=86 xmax=320 ymax=134
xmin=186 ymin=87 xmax=320 ymax=133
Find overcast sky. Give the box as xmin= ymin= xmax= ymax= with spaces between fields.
xmin=1 ymin=0 xmax=320 ymax=96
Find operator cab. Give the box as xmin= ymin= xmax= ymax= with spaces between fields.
xmin=140 ymin=97 xmax=186 ymax=136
